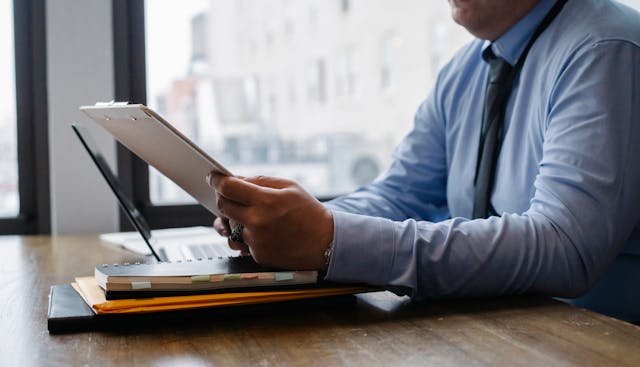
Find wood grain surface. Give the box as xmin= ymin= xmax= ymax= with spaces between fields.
xmin=1 ymin=235 xmax=639 ymax=367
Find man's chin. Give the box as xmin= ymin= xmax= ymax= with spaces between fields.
xmin=449 ymin=8 xmax=473 ymax=30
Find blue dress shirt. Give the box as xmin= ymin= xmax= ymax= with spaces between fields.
xmin=324 ymin=0 xmax=640 ymax=309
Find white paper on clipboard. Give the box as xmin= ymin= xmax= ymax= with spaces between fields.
xmin=80 ymin=102 xmax=232 ymax=216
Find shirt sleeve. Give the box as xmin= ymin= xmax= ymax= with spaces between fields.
xmin=325 ymin=40 xmax=640 ymax=300
xmin=325 ymin=71 xmax=450 ymax=223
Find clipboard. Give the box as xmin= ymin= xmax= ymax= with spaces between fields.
xmin=80 ymin=102 xmax=231 ymax=216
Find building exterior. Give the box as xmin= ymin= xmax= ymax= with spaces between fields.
xmin=148 ymin=0 xmax=472 ymax=201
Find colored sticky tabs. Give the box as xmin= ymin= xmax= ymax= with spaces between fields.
xmin=224 ymin=273 xmax=242 ymax=280
xmin=210 ymin=274 xmax=224 ymax=282
xmin=240 ymin=273 xmax=259 ymax=279
xmin=191 ymin=275 xmax=210 ymax=282
xmin=131 ymin=281 xmax=152 ymax=290
xmin=275 ymin=272 xmax=294 ymax=281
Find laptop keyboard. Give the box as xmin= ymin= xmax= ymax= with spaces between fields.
xmin=177 ymin=242 xmax=239 ymax=261
xmin=156 ymin=233 xmax=240 ymax=262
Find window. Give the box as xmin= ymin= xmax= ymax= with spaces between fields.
xmin=114 ymin=0 xmax=471 ymax=229
xmin=0 ymin=0 xmax=18 ymax=218
xmin=0 ymin=0 xmax=49 ymax=234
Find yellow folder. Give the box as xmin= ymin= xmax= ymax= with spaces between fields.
xmin=72 ymin=276 xmax=376 ymax=315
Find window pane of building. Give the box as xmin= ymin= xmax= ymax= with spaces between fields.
xmin=144 ymin=0 xmax=472 ymax=204
xmin=0 ymin=0 xmax=19 ymax=217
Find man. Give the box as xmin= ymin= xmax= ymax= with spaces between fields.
xmin=209 ymin=0 xmax=640 ymax=320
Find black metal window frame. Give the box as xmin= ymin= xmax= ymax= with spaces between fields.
xmin=113 ymin=0 xmax=213 ymax=230
xmin=0 ymin=0 xmax=50 ymax=234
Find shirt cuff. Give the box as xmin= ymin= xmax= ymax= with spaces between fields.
xmin=325 ymin=210 xmax=396 ymax=286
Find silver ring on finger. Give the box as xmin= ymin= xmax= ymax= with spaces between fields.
xmin=229 ymin=224 xmax=245 ymax=244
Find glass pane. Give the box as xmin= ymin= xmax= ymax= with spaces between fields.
xmin=144 ymin=0 xmax=471 ymax=204
xmin=0 ymin=0 xmax=19 ymax=217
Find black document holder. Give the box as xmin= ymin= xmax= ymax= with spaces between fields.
xmin=47 ymin=285 xmax=97 ymax=333
xmin=47 ymin=284 xmax=356 ymax=334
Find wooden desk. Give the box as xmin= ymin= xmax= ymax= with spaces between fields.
xmin=1 ymin=235 xmax=639 ymax=366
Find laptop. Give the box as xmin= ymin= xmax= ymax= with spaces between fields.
xmin=71 ymin=123 xmax=239 ymax=262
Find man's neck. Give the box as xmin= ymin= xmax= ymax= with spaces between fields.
xmin=473 ymin=1 xmax=543 ymax=41
xmin=494 ymin=2 xmax=543 ymax=40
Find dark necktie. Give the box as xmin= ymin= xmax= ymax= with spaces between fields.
xmin=470 ymin=0 xmax=567 ymax=219
xmin=472 ymin=49 xmax=513 ymax=219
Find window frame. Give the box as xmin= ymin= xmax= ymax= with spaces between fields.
xmin=113 ymin=0 xmax=213 ymax=230
xmin=0 ymin=0 xmax=50 ymax=234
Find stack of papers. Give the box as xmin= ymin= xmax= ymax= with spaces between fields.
xmin=63 ymin=256 xmax=377 ymax=315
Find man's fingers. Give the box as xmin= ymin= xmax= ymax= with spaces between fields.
xmin=213 ymin=216 xmax=249 ymax=255
xmin=227 ymin=219 xmax=250 ymax=255
xmin=228 ymin=239 xmax=250 ymax=253
xmin=213 ymin=217 xmax=230 ymax=237
xmin=216 ymin=193 xmax=254 ymax=224
xmin=208 ymin=173 xmax=295 ymax=205
xmin=244 ymin=175 xmax=294 ymax=189
xmin=209 ymin=173 xmax=269 ymax=205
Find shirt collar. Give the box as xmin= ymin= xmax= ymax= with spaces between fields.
xmin=482 ymin=0 xmax=557 ymax=66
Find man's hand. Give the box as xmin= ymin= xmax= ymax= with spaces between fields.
xmin=212 ymin=215 xmax=251 ymax=256
xmin=209 ymin=174 xmax=334 ymax=271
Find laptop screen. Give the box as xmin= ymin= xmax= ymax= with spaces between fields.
xmin=71 ymin=123 xmax=162 ymax=262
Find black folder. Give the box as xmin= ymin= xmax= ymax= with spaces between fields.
xmin=47 ymin=284 xmax=356 ymax=334
xmin=47 ymin=284 xmax=97 ymax=333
